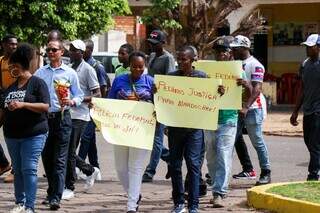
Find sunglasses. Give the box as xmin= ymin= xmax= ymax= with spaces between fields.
xmin=46 ymin=48 xmax=60 ymax=53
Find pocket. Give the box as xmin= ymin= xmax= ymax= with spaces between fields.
xmin=245 ymin=109 xmax=263 ymax=125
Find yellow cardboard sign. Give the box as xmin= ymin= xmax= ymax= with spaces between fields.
xmin=154 ymin=75 xmax=221 ymax=130
xmin=194 ymin=60 xmax=243 ymax=109
xmin=90 ymin=98 xmax=156 ymax=150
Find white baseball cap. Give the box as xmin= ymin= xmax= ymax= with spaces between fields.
xmin=70 ymin=39 xmax=86 ymax=51
xmin=230 ymin=35 xmax=251 ymax=48
xmin=301 ymin=34 xmax=320 ymax=47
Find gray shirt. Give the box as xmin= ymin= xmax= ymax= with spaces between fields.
xmin=147 ymin=50 xmax=175 ymax=77
xmin=70 ymin=59 xmax=99 ymax=121
xmin=300 ymin=58 xmax=320 ymax=115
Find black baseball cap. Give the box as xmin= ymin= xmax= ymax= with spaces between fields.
xmin=147 ymin=30 xmax=166 ymax=45
xmin=212 ymin=36 xmax=234 ymax=50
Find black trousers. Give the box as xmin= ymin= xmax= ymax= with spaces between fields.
xmin=234 ymin=118 xmax=254 ymax=172
xmin=303 ymin=113 xmax=320 ymax=178
xmin=42 ymin=110 xmax=72 ymax=202
xmin=0 ymin=143 xmax=10 ymax=168
xmin=65 ymin=119 xmax=94 ymax=191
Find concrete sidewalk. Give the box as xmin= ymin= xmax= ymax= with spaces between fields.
xmin=263 ymin=110 xmax=303 ymax=137
xmin=0 ymin=134 xmax=308 ymax=212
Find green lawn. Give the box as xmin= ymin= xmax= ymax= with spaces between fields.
xmin=267 ymin=182 xmax=320 ymax=204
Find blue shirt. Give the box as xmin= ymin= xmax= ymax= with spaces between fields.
xmin=86 ymin=57 xmax=109 ymax=87
xmin=108 ymin=74 xmax=154 ymax=102
xmin=35 ymin=63 xmax=84 ymax=113
xmin=168 ymin=69 xmax=208 ymax=78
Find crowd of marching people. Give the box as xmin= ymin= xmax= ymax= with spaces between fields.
xmin=0 ymin=28 xmax=319 ymax=213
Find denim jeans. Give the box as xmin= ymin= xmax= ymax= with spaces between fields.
xmin=144 ymin=122 xmax=169 ymax=177
xmin=0 ymin=143 xmax=10 ymax=167
xmin=78 ymin=119 xmax=100 ymax=168
xmin=205 ymin=122 xmax=237 ymax=195
xmin=113 ymin=145 xmax=149 ymax=211
xmin=234 ymin=118 xmax=254 ymax=172
xmin=168 ymin=128 xmax=203 ymax=209
xmin=42 ymin=110 xmax=72 ymax=202
xmin=66 ymin=119 xmax=90 ymax=191
xmin=303 ymin=113 xmax=320 ymax=177
xmin=6 ymin=133 xmax=47 ymax=210
xmin=241 ymin=108 xmax=270 ymax=171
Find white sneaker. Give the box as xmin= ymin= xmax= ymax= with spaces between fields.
xmin=96 ymin=169 xmax=102 ymax=181
xmin=84 ymin=167 xmax=100 ymax=190
xmin=76 ymin=167 xmax=87 ymax=180
xmin=9 ymin=204 xmax=25 ymax=213
xmin=24 ymin=208 xmax=35 ymax=213
xmin=61 ymin=189 xmax=75 ymax=200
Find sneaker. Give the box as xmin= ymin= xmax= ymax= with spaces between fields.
xmin=76 ymin=167 xmax=87 ymax=180
xmin=4 ymin=172 xmax=14 ymax=183
xmin=0 ymin=164 xmax=11 ymax=176
xmin=142 ymin=173 xmax=153 ymax=183
xmin=62 ymin=189 xmax=75 ymax=200
xmin=212 ymin=194 xmax=224 ymax=208
xmin=24 ymin=208 xmax=35 ymax=213
xmin=232 ymin=170 xmax=256 ymax=180
xmin=49 ymin=199 xmax=60 ymax=210
xmin=171 ymin=204 xmax=186 ymax=213
xmin=96 ymin=169 xmax=102 ymax=181
xmin=256 ymin=172 xmax=271 ymax=186
xmin=84 ymin=167 xmax=100 ymax=190
xmin=188 ymin=207 xmax=198 ymax=213
xmin=9 ymin=204 xmax=24 ymax=213
xmin=307 ymin=173 xmax=319 ymax=181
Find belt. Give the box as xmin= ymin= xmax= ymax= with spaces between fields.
xmin=47 ymin=110 xmax=69 ymax=119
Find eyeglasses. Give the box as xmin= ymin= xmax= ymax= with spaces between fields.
xmin=46 ymin=48 xmax=60 ymax=53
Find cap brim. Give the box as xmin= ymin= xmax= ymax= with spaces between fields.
xmin=230 ymin=43 xmax=241 ymax=47
xmin=70 ymin=42 xmax=85 ymax=51
xmin=230 ymin=43 xmax=250 ymax=48
xmin=301 ymin=41 xmax=316 ymax=47
xmin=147 ymin=38 xmax=160 ymax=44
xmin=212 ymin=45 xmax=230 ymax=51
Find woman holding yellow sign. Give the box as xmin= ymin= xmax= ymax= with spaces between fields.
xmin=108 ymin=51 xmax=153 ymax=213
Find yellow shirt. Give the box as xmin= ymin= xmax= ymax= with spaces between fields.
xmin=0 ymin=56 xmax=16 ymax=89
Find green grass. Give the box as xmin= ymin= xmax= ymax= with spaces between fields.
xmin=267 ymin=182 xmax=320 ymax=204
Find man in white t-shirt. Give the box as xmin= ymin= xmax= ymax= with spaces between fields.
xmin=63 ymin=40 xmax=102 ymax=199
xmin=230 ymin=35 xmax=271 ymax=185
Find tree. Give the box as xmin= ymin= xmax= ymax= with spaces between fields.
xmin=0 ymin=0 xmax=131 ymax=46
xmin=142 ymin=0 xmax=265 ymax=58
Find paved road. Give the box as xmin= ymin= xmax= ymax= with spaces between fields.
xmin=0 ymin=134 xmax=308 ymax=212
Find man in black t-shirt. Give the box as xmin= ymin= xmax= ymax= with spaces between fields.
xmin=291 ymin=34 xmax=320 ymax=181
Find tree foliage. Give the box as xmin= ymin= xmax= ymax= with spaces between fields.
xmin=142 ymin=0 xmax=264 ymax=58
xmin=0 ymin=0 xmax=131 ymax=46
xmin=141 ymin=0 xmax=182 ymax=30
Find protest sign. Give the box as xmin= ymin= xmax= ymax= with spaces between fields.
xmin=91 ymin=98 xmax=156 ymax=150
xmin=194 ymin=60 xmax=243 ymax=109
xmin=154 ymin=75 xmax=220 ymax=130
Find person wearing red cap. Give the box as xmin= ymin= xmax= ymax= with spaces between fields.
xmin=142 ymin=30 xmax=175 ymax=182
xmin=291 ymin=34 xmax=320 ymax=181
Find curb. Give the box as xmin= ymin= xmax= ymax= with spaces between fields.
xmin=247 ymin=182 xmax=320 ymax=213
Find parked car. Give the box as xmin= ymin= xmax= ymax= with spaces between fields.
xmin=92 ymin=52 xmax=120 ymax=83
